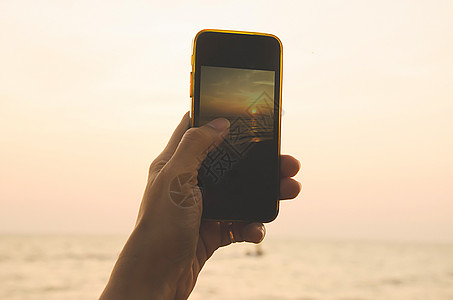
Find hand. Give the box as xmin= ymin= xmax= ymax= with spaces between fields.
xmin=100 ymin=112 xmax=301 ymax=300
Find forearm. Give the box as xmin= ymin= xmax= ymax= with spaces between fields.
xmin=99 ymin=225 xmax=181 ymax=300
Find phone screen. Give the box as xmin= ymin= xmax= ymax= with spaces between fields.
xmin=198 ymin=66 xmax=278 ymax=222
xmin=192 ymin=30 xmax=281 ymax=222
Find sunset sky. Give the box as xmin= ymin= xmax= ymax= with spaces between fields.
xmin=200 ymin=66 xmax=275 ymax=118
xmin=1 ymin=0 xmax=452 ymax=242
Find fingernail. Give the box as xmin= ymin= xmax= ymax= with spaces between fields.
xmin=208 ymin=118 xmax=230 ymax=132
xmin=258 ymin=225 xmax=266 ymax=242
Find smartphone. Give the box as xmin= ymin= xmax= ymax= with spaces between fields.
xmin=190 ymin=29 xmax=282 ymax=223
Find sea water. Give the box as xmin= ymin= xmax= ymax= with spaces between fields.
xmin=1 ymin=235 xmax=452 ymax=300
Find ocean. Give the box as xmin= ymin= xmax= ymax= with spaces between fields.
xmin=1 ymin=235 xmax=452 ymax=300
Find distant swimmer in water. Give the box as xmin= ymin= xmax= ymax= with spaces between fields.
xmin=246 ymin=244 xmax=264 ymax=256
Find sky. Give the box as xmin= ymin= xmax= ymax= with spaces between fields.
xmin=0 ymin=0 xmax=452 ymax=242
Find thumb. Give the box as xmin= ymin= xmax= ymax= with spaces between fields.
xmin=150 ymin=118 xmax=229 ymax=239
xmin=167 ymin=118 xmax=230 ymax=172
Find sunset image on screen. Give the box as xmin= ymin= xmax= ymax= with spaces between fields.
xmin=200 ymin=66 xmax=275 ymax=144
